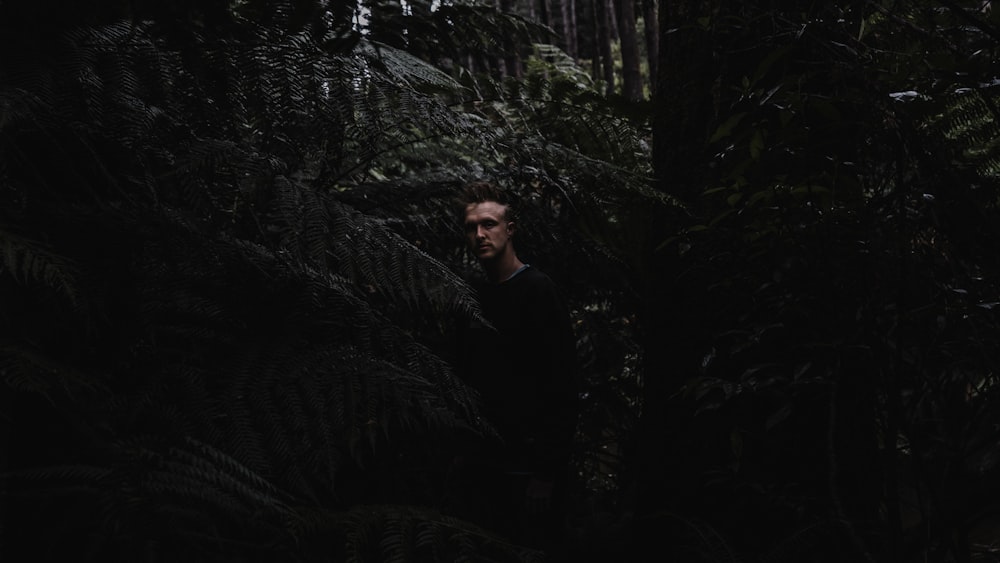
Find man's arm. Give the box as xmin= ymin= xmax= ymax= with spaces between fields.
xmin=527 ymin=280 xmax=579 ymax=481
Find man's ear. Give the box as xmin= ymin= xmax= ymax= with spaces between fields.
xmin=506 ymin=221 xmax=515 ymax=236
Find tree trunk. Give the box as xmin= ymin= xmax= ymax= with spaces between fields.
xmin=539 ymin=0 xmax=553 ymax=29
xmin=641 ymin=0 xmax=658 ymax=94
xmin=562 ymin=0 xmax=578 ymax=59
xmin=651 ymin=0 xmax=717 ymax=200
xmin=632 ymin=0 xmax=720 ymax=549
xmin=591 ymin=11 xmax=601 ymax=81
xmin=594 ymin=0 xmax=616 ymax=95
xmin=606 ymin=0 xmax=619 ymax=41
xmin=615 ymin=0 xmax=642 ymax=100
xmin=500 ymin=0 xmax=522 ymax=78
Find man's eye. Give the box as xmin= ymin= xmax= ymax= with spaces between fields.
xmin=483 ymin=222 xmax=497 ymax=228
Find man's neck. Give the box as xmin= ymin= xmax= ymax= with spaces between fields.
xmin=482 ymin=253 xmax=525 ymax=283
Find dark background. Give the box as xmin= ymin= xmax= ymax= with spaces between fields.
xmin=2 ymin=1 xmax=1000 ymax=561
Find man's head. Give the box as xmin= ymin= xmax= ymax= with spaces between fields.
xmin=459 ymin=181 xmax=518 ymax=264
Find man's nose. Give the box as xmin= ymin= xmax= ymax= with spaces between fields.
xmin=476 ymin=226 xmax=487 ymax=238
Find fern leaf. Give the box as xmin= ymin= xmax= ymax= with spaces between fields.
xmin=0 ymin=229 xmax=81 ymax=307
xmin=362 ymin=39 xmax=465 ymax=93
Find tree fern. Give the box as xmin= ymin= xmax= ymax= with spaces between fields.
xmin=0 ymin=1 xmax=663 ymax=560
xmin=0 ymin=230 xmax=82 ymax=309
xmin=328 ymin=504 xmax=545 ymax=563
xmin=340 ymin=33 xmax=661 ymax=517
xmin=923 ymin=85 xmax=1000 ymax=179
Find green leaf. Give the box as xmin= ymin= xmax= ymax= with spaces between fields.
xmin=751 ymin=45 xmax=793 ymax=87
xmin=765 ymin=404 xmax=792 ymax=430
xmin=710 ymin=112 xmax=747 ymax=143
xmin=749 ymin=129 xmax=765 ymax=160
xmin=730 ymin=430 xmax=743 ymax=460
xmin=710 ymin=209 xmax=736 ymax=227
xmin=703 ymin=186 xmax=731 ymax=195
xmin=747 ymin=189 xmax=771 ymax=206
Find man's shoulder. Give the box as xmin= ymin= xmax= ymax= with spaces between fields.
xmin=508 ymin=264 xmax=555 ymax=287
xmin=508 ymin=266 xmax=568 ymax=304
xmin=469 ymin=265 xmax=564 ymax=304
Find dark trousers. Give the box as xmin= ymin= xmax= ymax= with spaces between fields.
xmin=444 ymin=456 xmax=569 ymax=558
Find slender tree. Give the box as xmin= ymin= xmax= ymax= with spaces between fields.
xmin=593 ymin=0 xmax=617 ymax=95
xmin=641 ymin=0 xmax=658 ymax=94
xmin=562 ymin=0 xmax=579 ymax=58
xmin=615 ymin=0 xmax=642 ymax=100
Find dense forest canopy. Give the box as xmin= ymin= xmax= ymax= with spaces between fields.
xmin=2 ymin=0 xmax=999 ymax=561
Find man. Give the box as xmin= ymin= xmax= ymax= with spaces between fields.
xmin=450 ymin=181 xmax=578 ymax=553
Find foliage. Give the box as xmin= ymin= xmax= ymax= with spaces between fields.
xmin=0 ymin=0 xmax=652 ymax=561
xmin=640 ymin=1 xmax=1000 ymax=561
xmin=8 ymin=0 xmax=999 ymax=561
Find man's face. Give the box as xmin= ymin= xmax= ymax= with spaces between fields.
xmin=464 ymin=201 xmax=513 ymax=261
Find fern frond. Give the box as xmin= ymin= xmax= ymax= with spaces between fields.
xmin=302 ymin=504 xmax=545 ymax=563
xmin=329 ymin=39 xmax=500 ymax=182
xmin=65 ymin=22 xmax=170 ymax=147
xmin=2 ymin=464 xmax=113 ymax=491
xmin=163 ymin=437 xmax=295 ymax=509
xmin=923 ymin=86 xmax=1000 ymax=179
xmin=267 ymin=178 xmax=485 ymax=323
xmin=0 ymin=340 xmax=107 ymax=398
xmin=641 ymin=511 xmax=741 ymax=563
xmin=760 ymin=520 xmax=860 ymax=563
xmin=0 ymin=87 xmax=50 ymax=135
xmin=128 ymin=230 xmax=486 ymax=488
xmin=363 ymin=40 xmax=464 ymax=93
xmin=0 ymin=229 xmax=82 ymax=307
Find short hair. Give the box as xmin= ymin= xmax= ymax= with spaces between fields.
xmin=457 ymin=181 xmax=517 ymax=223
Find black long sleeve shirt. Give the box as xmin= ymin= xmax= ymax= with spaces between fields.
xmin=457 ymin=265 xmax=578 ymax=478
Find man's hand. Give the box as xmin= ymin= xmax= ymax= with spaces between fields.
xmin=525 ymin=476 xmax=553 ymax=514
